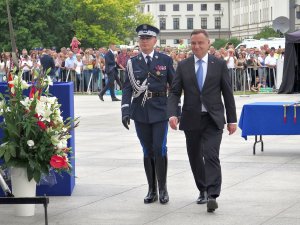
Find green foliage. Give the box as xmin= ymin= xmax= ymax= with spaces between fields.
xmin=0 ymin=0 xmax=152 ymax=51
xmin=212 ymin=38 xmax=241 ymax=50
xmin=253 ymin=26 xmax=281 ymax=39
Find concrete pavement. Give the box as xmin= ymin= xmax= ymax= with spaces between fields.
xmin=1 ymin=93 xmax=300 ymax=225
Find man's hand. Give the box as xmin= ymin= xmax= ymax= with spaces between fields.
xmin=227 ymin=123 xmax=237 ymax=135
xmin=122 ymin=115 xmax=130 ymax=130
xmin=169 ymin=116 xmax=179 ymax=130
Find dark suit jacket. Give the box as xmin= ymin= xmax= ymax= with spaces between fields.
xmin=104 ymin=50 xmax=116 ymax=74
xmin=122 ymin=51 xmax=175 ymax=124
xmin=40 ymin=54 xmax=55 ymax=76
xmin=168 ymin=54 xmax=237 ymax=130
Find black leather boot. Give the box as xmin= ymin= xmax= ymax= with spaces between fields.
xmin=143 ymin=157 xmax=158 ymax=204
xmin=155 ymin=155 xmax=169 ymax=204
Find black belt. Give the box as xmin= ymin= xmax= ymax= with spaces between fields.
xmin=147 ymin=91 xmax=167 ymax=98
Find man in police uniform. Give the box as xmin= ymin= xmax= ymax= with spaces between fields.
xmin=121 ymin=24 xmax=176 ymax=204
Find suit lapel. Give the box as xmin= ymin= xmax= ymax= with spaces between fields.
xmin=137 ymin=53 xmax=147 ymax=70
xmin=151 ymin=51 xmax=159 ymax=70
xmin=187 ymin=56 xmax=200 ymax=93
xmin=202 ymin=54 xmax=215 ymax=91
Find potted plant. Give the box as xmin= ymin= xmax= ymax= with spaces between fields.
xmin=0 ymin=69 xmax=78 ymax=216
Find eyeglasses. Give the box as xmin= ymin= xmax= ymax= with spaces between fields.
xmin=139 ymin=36 xmax=153 ymax=40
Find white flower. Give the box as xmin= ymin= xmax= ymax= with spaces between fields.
xmin=21 ymin=80 xmax=31 ymax=90
xmin=51 ymin=135 xmax=60 ymax=145
xmin=57 ymin=139 xmax=68 ymax=149
xmin=27 ymin=140 xmax=34 ymax=147
xmin=0 ymin=100 xmax=5 ymax=110
xmin=45 ymin=76 xmax=53 ymax=86
xmin=10 ymin=86 xmax=15 ymax=94
xmin=0 ymin=142 xmax=8 ymax=147
xmin=20 ymin=97 xmax=32 ymax=109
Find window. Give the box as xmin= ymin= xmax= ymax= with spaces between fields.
xmin=215 ymin=4 xmax=221 ymax=11
xmin=160 ymin=18 xmax=166 ymax=30
xmin=201 ymin=4 xmax=207 ymax=11
xmin=201 ymin=18 xmax=207 ymax=29
xmin=159 ymin=4 xmax=166 ymax=11
xmin=187 ymin=18 xmax=193 ymax=29
xmin=187 ymin=4 xmax=193 ymax=11
xmin=160 ymin=39 xmax=166 ymax=45
xmin=173 ymin=4 xmax=179 ymax=11
xmin=174 ymin=39 xmax=180 ymax=44
xmin=215 ymin=17 xmax=221 ymax=29
xmin=173 ymin=18 xmax=180 ymax=30
xmin=147 ymin=5 xmax=150 ymax=12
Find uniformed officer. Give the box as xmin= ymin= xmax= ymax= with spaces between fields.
xmin=121 ymin=24 xmax=176 ymax=204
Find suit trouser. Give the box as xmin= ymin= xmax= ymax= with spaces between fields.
xmin=134 ymin=120 xmax=168 ymax=192
xmin=100 ymin=70 xmax=117 ymax=98
xmin=184 ymin=113 xmax=223 ymax=198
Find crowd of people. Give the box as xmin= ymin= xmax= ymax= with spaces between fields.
xmin=0 ymin=37 xmax=284 ymax=94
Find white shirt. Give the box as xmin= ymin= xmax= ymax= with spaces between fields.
xmin=265 ymin=55 xmax=277 ymax=66
xmin=142 ymin=50 xmax=154 ymax=63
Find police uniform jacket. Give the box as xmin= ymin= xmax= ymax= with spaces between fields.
xmin=122 ymin=51 xmax=175 ymax=124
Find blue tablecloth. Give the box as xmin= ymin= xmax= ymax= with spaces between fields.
xmin=239 ymin=102 xmax=300 ymax=139
xmin=0 ymin=82 xmax=75 ymax=196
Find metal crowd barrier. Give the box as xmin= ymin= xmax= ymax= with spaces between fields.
xmin=229 ymin=66 xmax=277 ymax=93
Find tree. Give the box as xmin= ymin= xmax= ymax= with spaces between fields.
xmin=0 ymin=0 xmax=152 ymax=51
xmin=212 ymin=38 xmax=241 ymax=50
xmin=253 ymin=26 xmax=281 ymax=39
xmin=70 ymin=0 xmax=153 ymax=48
xmin=0 ymin=0 xmax=74 ymax=51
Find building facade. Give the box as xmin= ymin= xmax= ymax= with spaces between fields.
xmin=138 ymin=0 xmax=300 ymax=47
xmin=230 ymin=0 xmax=298 ymax=39
xmin=138 ymin=0 xmax=230 ymax=47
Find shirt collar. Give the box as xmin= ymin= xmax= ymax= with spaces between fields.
xmin=194 ymin=53 xmax=208 ymax=64
xmin=142 ymin=50 xmax=155 ymax=59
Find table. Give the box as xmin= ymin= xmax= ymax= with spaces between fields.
xmin=0 ymin=82 xmax=75 ymax=196
xmin=238 ymin=102 xmax=300 ymax=154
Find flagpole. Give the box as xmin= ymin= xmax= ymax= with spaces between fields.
xmin=6 ymin=0 xmax=19 ymax=69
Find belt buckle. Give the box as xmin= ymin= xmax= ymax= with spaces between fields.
xmin=147 ymin=92 xmax=152 ymax=99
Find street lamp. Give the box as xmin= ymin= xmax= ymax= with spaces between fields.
xmin=218 ymin=7 xmax=224 ymax=39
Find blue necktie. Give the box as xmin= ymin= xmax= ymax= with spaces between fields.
xmin=196 ymin=59 xmax=203 ymax=91
xmin=146 ymin=55 xmax=152 ymax=68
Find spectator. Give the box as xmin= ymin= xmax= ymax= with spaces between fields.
xmin=70 ymin=36 xmax=81 ymax=52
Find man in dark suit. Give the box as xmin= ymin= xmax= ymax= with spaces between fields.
xmin=98 ymin=42 xmax=122 ymax=101
xmin=168 ymin=29 xmax=237 ymax=213
xmin=121 ymin=24 xmax=176 ymax=204
xmin=40 ymin=49 xmax=55 ymax=80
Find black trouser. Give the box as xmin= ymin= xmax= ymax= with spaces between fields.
xmin=134 ymin=120 xmax=168 ymax=192
xmin=99 ymin=69 xmax=121 ymax=98
xmin=22 ymin=71 xmax=31 ymax=82
xmin=184 ymin=113 xmax=223 ymax=198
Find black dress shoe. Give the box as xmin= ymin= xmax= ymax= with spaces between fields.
xmin=112 ymin=97 xmax=121 ymax=101
xmin=207 ymin=198 xmax=218 ymax=213
xmin=98 ymin=94 xmax=104 ymax=101
xmin=144 ymin=191 xmax=158 ymax=204
xmin=159 ymin=189 xmax=169 ymax=204
xmin=197 ymin=191 xmax=208 ymax=204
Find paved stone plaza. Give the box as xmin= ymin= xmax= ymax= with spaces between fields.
xmin=1 ymin=93 xmax=300 ymax=225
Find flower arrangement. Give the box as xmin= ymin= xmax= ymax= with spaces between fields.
xmin=0 ymin=69 xmax=78 ymax=183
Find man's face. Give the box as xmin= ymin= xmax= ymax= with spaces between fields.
xmin=138 ymin=36 xmax=157 ymax=54
xmin=190 ymin=33 xmax=210 ymax=59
